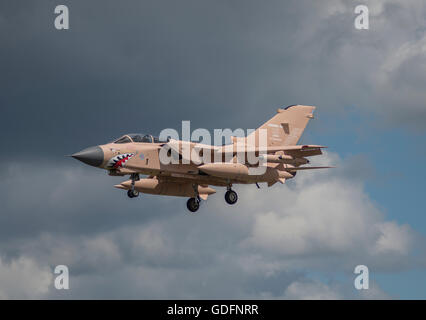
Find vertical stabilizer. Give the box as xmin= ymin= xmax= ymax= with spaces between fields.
xmin=246 ymin=105 xmax=315 ymax=147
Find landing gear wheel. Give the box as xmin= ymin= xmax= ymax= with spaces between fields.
xmin=187 ymin=197 xmax=200 ymax=213
xmin=127 ymin=189 xmax=139 ymax=198
xmin=225 ymin=190 xmax=238 ymax=205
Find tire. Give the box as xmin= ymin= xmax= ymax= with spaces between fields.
xmin=127 ymin=189 xmax=139 ymax=198
xmin=225 ymin=190 xmax=238 ymax=205
xmin=186 ymin=197 xmax=200 ymax=212
xmin=131 ymin=189 xmax=139 ymax=197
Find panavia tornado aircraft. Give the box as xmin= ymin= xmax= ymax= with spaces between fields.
xmin=71 ymin=105 xmax=331 ymax=212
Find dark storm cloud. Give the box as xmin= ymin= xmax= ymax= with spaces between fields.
xmin=1 ymin=0 xmax=425 ymax=159
xmin=2 ymin=0 xmax=302 ymax=156
xmin=0 ymin=163 xmax=177 ymax=241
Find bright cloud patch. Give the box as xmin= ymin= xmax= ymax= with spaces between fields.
xmin=0 ymin=257 xmax=52 ymax=299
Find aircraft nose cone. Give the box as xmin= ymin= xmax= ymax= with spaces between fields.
xmin=72 ymin=146 xmax=104 ymax=167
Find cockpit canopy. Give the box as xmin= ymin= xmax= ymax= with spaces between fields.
xmin=113 ymin=134 xmax=168 ymax=144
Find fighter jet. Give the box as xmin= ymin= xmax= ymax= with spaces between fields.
xmin=71 ymin=105 xmax=332 ymax=212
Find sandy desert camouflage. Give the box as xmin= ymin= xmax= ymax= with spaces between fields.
xmin=71 ymin=105 xmax=332 ymax=212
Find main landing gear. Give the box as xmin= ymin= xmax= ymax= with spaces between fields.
xmin=187 ymin=197 xmax=200 ymax=213
xmin=186 ymin=188 xmax=237 ymax=212
xmin=186 ymin=184 xmax=202 ymax=213
xmin=225 ymin=188 xmax=238 ymax=205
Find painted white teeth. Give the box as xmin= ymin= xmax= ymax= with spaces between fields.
xmin=107 ymin=153 xmax=134 ymax=168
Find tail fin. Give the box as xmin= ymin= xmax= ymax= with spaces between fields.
xmin=246 ymin=105 xmax=315 ymax=147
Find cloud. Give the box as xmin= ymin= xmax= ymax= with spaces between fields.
xmin=373 ymin=222 xmax=414 ymax=255
xmin=244 ymin=177 xmax=415 ymax=270
xmin=283 ymin=281 xmax=343 ymax=300
xmin=0 ymin=257 xmax=52 ymax=299
xmin=0 ymin=151 xmax=423 ymax=298
xmin=281 ymin=278 xmax=391 ymax=300
xmin=1 ymin=0 xmax=426 ymax=160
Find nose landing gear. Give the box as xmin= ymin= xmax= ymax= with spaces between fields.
xmin=127 ymin=189 xmax=139 ymax=198
xmin=127 ymin=173 xmax=140 ymax=198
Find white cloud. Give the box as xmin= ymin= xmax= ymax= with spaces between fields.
xmin=0 ymin=257 xmax=52 ymax=299
xmin=245 ymin=181 xmax=380 ymax=256
xmin=281 ymin=278 xmax=391 ymax=300
xmin=239 ymin=152 xmax=419 ymax=275
xmin=372 ymin=222 xmax=414 ymax=255
xmin=283 ymin=280 xmax=342 ymax=300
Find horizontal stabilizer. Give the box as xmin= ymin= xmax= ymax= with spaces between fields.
xmin=219 ymin=144 xmax=327 ymax=156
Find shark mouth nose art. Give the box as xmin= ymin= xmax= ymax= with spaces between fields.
xmin=107 ymin=153 xmax=135 ymax=169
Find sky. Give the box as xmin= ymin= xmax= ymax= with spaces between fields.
xmin=0 ymin=0 xmax=426 ymax=299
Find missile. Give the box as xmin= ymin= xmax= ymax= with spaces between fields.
xmin=259 ymin=154 xmax=309 ymax=165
